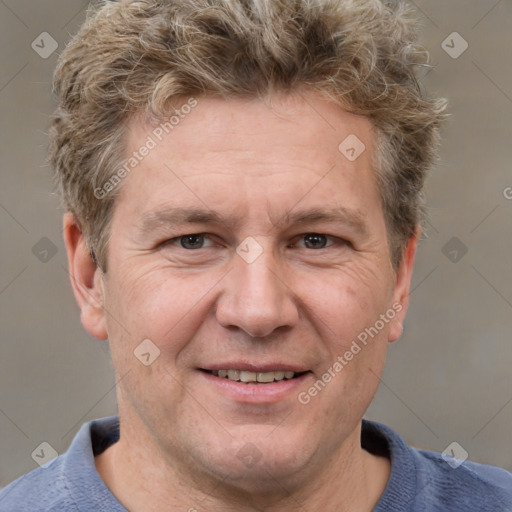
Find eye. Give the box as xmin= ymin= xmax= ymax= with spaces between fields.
xmin=296 ymin=233 xmax=336 ymax=249
xmin=163 ymin=233 xmax=214 ymax=250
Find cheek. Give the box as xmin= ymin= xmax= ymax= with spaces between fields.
xmin=301 ymin=265 xmax=391 ymax=338
xmin=103 ymin=265 xmax=220 ymax=358
xmin=300 ymin=265 xmax=392 ymax=401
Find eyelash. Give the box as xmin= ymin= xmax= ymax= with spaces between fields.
xmin=160 ymin=233 xmax=349 ymax=251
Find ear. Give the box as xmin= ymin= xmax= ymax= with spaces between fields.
xmin=388 ymin=231 xmax=419 ymax=343
xmin=63 ymin=212 xmax=108 ymax=340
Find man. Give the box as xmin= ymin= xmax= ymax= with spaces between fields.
xmin=1 ymin=0 xmax=511 ymax=510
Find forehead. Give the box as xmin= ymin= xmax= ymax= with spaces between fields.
xmin=133 ymin=93 xmax=375 ymax=169
xmin=116 ymin=92 xmax=381 ymax=228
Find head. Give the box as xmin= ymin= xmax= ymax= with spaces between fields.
xmin=54 ymin=0 xmax=446 ymax=502
xmin=51 ymin=0 xmax=446 ymax=272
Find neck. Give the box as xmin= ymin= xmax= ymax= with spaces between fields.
xmin=95 ymin=418 xmax=390 ymax=512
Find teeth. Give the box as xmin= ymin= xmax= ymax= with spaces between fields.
xmin=257 ymin=372 xmax=275 ymax=383
xmin=211 ymin=369 xmax=297 ymax=383
xmin=227 ymin=369 xmax=240 ymax=381
xmin=240 ymin=371 xmax=257 ymax=382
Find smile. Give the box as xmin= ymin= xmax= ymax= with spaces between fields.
xmin=207 ymin=369 xmax=302 ymax=383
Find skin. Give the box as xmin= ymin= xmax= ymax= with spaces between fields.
xmin=64 ymin=90 xmax=417 ymax=511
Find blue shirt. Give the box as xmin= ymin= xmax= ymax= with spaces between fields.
xmin=1 ymin=416 xmax=511 ymax=511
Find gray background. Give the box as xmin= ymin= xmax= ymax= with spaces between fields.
xmin=1 ymin=0 xmax=511 ymax=487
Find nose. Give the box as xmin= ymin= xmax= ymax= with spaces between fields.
xmin=215 ymin=247 xmax=299 ymax=338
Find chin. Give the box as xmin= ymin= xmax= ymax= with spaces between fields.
xmin=196 ymin=427 xmax=314 ymax=492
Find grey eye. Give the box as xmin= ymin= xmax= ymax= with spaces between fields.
xmin=179 ymin=234 xmax=206 ymax=249
xmin=303 ymin=233 xmax=328 ymax=249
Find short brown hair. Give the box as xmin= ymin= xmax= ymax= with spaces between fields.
xmin=49 ymin=0 xmax=447 ymax=271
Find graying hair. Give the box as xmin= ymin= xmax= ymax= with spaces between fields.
xmin=49 ymin=0 xmax=447 ymax=270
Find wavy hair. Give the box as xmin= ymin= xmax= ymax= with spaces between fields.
xmin=49 ymin=0 xmax=447 ymax=270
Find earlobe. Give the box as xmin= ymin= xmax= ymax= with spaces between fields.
xmin=388 ymin=232 xmax=418 ymax=343
xmin=63 ymin=212 xmax=108 ymax=340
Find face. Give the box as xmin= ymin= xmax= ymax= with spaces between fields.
xmin=72 ymin=91 xmax=415 ymax=493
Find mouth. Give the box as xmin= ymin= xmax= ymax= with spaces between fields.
xmin=201 ymin=369 xmax=309 ymax=384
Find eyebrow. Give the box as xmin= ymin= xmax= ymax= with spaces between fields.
xmin=136 ymin=206 xmax=369 ymax=238
xmin=279 ymin=207 xmax=369 ymax=237
xmin=137 ymin=207 xmax=226 ymax=234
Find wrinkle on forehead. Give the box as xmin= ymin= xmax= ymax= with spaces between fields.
xmin=117 ymin=91 xmax=380 ymax=236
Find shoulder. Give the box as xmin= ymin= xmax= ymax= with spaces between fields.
xmin=363 ymin=420 xmax=512 ymax=511
xmin=0 ymin=417 xmax=122 ymax=512
xmin=415 ymin=448 xmax=512 ymax=510
xmin=0 ymin=456 xmax=75 ymax=512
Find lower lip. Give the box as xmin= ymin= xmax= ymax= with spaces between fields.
xmin=199 ymin=371 xmax=311 ymax=403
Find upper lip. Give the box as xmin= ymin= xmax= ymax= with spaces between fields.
xmin=200 ymin=362 xmax=310 ymax=373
